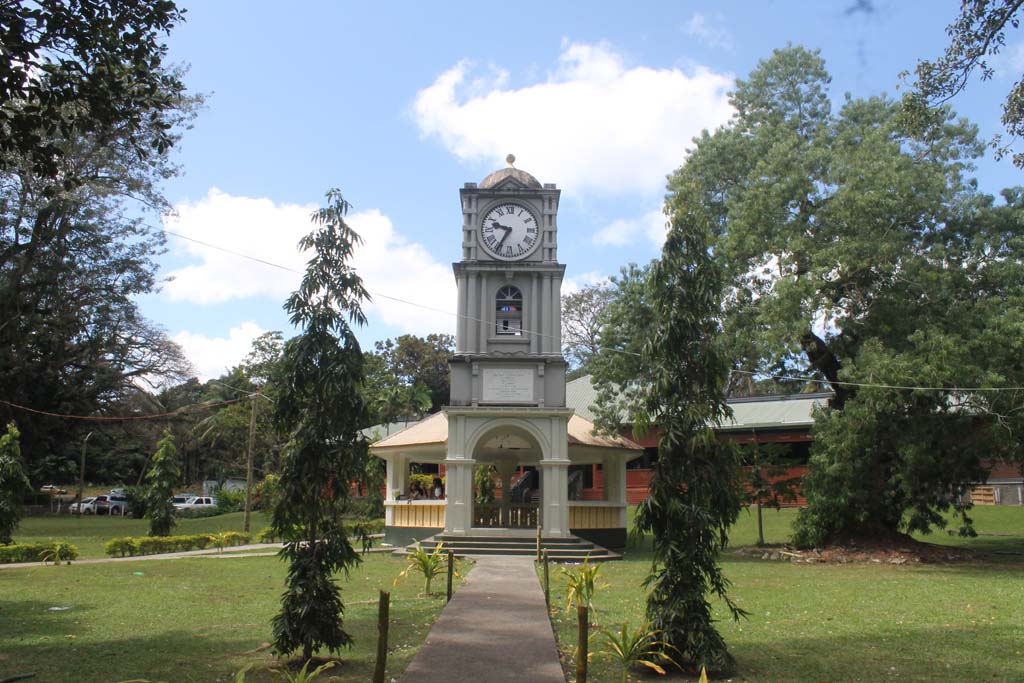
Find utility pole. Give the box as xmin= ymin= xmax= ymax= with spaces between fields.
xmin=243 ymin=390 xmax=259 ymax=533
xmin=76 ymin=432 xmax=93 ymax=518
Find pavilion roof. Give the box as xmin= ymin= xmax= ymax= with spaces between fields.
xmin=368 ymin=411 xmax=641 ymax=451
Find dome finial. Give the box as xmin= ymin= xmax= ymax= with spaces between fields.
xmin=505 ymin=153 xmax=516 ymax=167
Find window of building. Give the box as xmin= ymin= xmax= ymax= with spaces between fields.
xmin=495 ymin=285 xmax=523 ymax=335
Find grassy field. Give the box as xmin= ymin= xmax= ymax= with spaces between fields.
xmin=15 ymin=511 xmax=273 ymax=558
xmin=548 ymin=506 xmax=1024 ymax=682
xmin=0 ymin=552 xmax=450 ymax=682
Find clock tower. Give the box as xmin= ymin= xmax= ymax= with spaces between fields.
xmin=443 ymin=155 xmax=572 ymax=537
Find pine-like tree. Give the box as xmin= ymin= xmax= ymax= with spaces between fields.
xmin=633 ymin=193 xmax=746 ymax=672
xmin=270 ymin=190 xmax=370 ymax=662
xmin=145 ymin=430 xmax=180 ymax=537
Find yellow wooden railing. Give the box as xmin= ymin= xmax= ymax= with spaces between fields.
xmin=568 ymin=505 xmax=623 ymax=529
xmin=389 ymin=502 xmax=446 ymax=528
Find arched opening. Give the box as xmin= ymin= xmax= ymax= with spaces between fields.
xmin=471 ymin=423 xmax=542 ymax=528
xmin=495 ymin=285 xmax=523 ymax=336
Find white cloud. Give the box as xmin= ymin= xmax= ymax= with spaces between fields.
xmin=562 ymin=271 xmax=608 ymax=295
xmin=413 ymin=41 xmax=734 ymax=196
xmin=685 ymin=13 xmax=733 ymax=50
xmin=991 ymin=41 xmax=1024 ymax=77
xmin=162 ymin=188 xmax=457 ymax=335
xmin=174 ymin=322 xmax=266 ymax=382
xmin=593 ymin=209 xmax=669 ymax=247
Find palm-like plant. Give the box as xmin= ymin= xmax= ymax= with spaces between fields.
xmin=561 ymin=558 xmax=602 ymax=616
xmin=233 ymin=660 xmax=337 ymax=682
xmin=597 ymin=622 xmax=679 ymax=683
xmin=394 ymin=542 xmax=456 ymax=595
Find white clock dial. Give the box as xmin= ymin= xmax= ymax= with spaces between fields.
xmin=480 ymin=203 xmax=540 ymax=261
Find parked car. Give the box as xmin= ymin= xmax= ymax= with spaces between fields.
xmin=40 ymin=484 xmax=67 ymax=494
xmin=67 ymin=497 xmax=96 ymax=514
xmin=90 ymin=492 xmax=129 ymax=515
xmin=175 ymin=496 xmax=217 ymax=511
xmin=170 ymin=492 xmax=198 ymax=506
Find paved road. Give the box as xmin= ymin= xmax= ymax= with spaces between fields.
xmin=400 ymin=555 xmax=566 ymax=682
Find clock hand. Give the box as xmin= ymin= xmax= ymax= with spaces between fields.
xmin=495 ymin=227 xmax=511 ymax=250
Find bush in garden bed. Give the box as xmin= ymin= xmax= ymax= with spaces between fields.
xmin=0 ymin=541 xmax=80 ymax=563
xmin=103 ymin=532 xmax=250 ymax=557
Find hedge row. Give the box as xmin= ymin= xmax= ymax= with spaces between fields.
xmin=0 ymin=541 xmax=81 ymax=564
xmin=255 ymin=519 xmax=385 ymax=544
xmin=104 ymin=531 xmax=251 ymax=557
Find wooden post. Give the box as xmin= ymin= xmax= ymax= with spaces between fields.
xmin=243 ymin=390 xmax=259 ymax=534
xmin=373 ymin=590 xmax=390 ymax=683
xmin=76 ymin=432 xmax=92 ymax=518
xmin=576 ymin=604 xmax=589 ymax=683
xmin=446 ymin=550 xmax=455 ymax=603
xmin=543 ymin=549 xmax=550 ymax=609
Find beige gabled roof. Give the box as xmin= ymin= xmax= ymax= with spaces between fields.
xmin=370 ymin=411 xmax=448 ymax=449
xmin=568 ymin=415 xmax=642 ymax=450
xmin=368 ymin=411 xmax=641 ymax=451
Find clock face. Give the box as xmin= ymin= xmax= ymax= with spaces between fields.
xmin=479 ymin=202 xmax=540 ymax=261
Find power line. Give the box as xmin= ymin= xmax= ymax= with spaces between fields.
xmin=160 ymin=229 xmax=1024 ymax=396
xmin=0 ymin=396 xmax=248 ymax=422
xmin=729 ymin=368 xmax=1024 ymax=393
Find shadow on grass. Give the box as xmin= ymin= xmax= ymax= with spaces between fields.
xmin=721 ymin=623 xmax=1024 ymax=683
xmin=0 ymin=598 xmax=97 ymax=640
xmin=0 ymin=628 xmax=270 ymax=682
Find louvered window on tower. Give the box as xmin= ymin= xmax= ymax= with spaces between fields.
xmin=496 ymin=285 xmax=523 ymax=335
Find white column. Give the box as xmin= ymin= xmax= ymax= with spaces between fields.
xmin=541 ymin=273 xmax=552 ymax=354
xmin=443 ymin=460 xmax=475 ymax=535
xmin=553 ymin=274 xmax=563 ymax=356
xmin=530 ymin=272 xmax=539 ymax=354
xmin=456 ymin=271 xmax=467 ymax=353
xmin=467 ymin=273 xmax=479 ymax=353
xmin=540 ymin=461 xmax=570 ymax=537
xmin=478 ymin=272 xmax=489 ymax=352
xmin=384 ymin=454 xmax=408 ymax=526
xmin=444 ymin=415 xmax=474 ymax=535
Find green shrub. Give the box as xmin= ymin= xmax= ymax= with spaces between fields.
xmin=0 ymin=541 xmax=80 ymax=564
xmin=176 ymin=506 xmax=222 ymax=519
xmin=217 ymin=488 xmax=246 ymax=513
xmin=103 ymin=532 xmax=250 ymax=557
xmin=104 ymin=536 xmax=139 ymax=557
xmin=256 ymin=526 xmax=279 ymax=543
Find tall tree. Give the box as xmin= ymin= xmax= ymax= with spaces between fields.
xmin=632 ymin=188 xmax=746 ymax=673
xmin=270 ymin=190 xmax=370 ymax=662
xmin=0 ymin=423 xmax=31 ymax=545
xmin=670 ymin=45 xmax=1024 ymax=546
xmin=144 ymin=429 xmax=179 ymax=537
xmin=0 ymin=1 xmax=188 ymax=179
xmin=0 ymin=61 xmax=198 ymax=476
xmin=588 ymin=263 xmax=656 ymax=435
xmin=364 ymin=333 xmax=453 ymax=424
xmin=903 ymin=0 xmax=1024 ymax=166
xmin=561 ymin=282 xmax=614 ymax=376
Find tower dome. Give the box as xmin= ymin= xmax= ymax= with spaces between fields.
xmin=479 ymin=153 xmax=542 ymax=189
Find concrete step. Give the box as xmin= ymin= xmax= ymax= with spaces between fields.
xmin=394 ymin=534 xmax=620 ymax=562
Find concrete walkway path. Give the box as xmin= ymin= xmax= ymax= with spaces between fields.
xmin=400 ymin=555 xmax=565 ymax=683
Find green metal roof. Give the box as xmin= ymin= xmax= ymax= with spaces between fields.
xmin=564 ymin=375 xmax=830 ymax=431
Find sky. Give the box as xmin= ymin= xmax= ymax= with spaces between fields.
xmin=142 ymin=0 xmax=1024 ymax=381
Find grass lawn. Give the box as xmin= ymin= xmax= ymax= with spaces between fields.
xmin=15 ymin=511 xmax=274 ymax=558
xmin=547 ymin=506 xmax=1024 ymax=682
xmin=0 ymin=552 xmax=451 ymax=682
